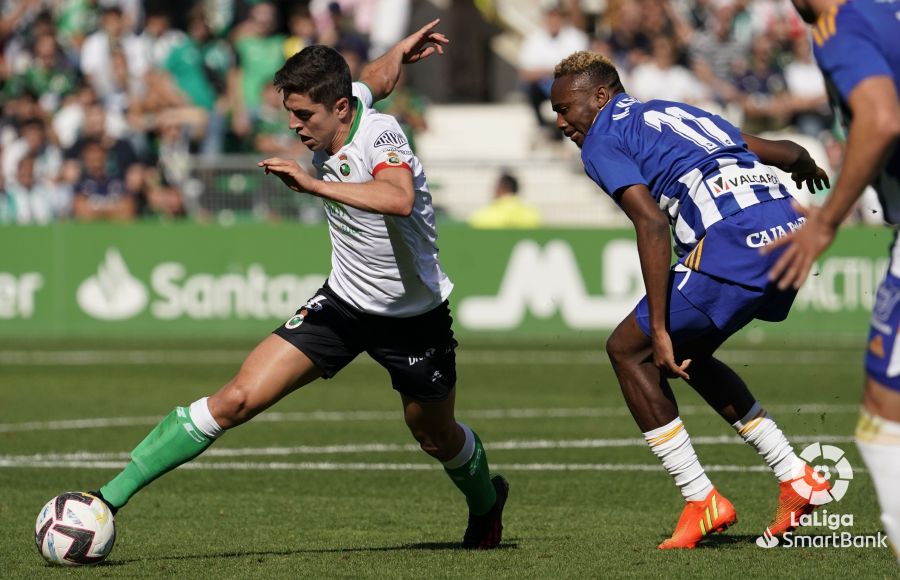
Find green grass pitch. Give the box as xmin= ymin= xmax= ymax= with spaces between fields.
xmin=1 ymin=335 xmax=896 ymax=578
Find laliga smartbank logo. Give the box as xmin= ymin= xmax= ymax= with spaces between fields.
xmin=755 ymin=443 xmax=885 ymax=550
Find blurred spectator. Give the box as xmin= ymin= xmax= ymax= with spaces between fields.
xmin=4 ymin=32 xmax=78 ymax=113
xmin=469 ymin=171 xmax=541 ymax=229
xmin=253 ymin=83 xmax=310 ymax=157
xmin=519 ymin=3 xmax=588 ymax=136
xmin=79 ymin=5 xmax=149 ymax=108
xmin=62 ymin=101 xmax=144 ymax=200
xmin=600 ymin=1 xmax=651 ymax=70
xmin=688 ymin=3 xmax=744 ymax=105
xmin=283 ymin=6 xmax=318 ymax=59
xmin=733 ymin=34 xmax=790 ymax=133
xmin=141 ymin=7 xmax=185 ymax=67
xmin=2 ymin=117 xmax=63 ymax=194
xmin=231 ymin=0 xmax=286 ymax=140
xmin=783 ymin=36 xmax=830 ymax=136
xmin=141 ymin=166 xmax=186 ymax=220
xmin=448 ymin=0 xmax=498 ymax=102
xmin=72 ymin=137 xmax=136 ymax=222
xmin=186 ymin=13 xmax=236 ymax=155
xmin=1 ymin=153 xmax=69 ymax=224
xmin=629 ymin=36 xmax=709 ymax=104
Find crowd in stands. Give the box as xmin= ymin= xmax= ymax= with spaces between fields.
xmin=519 ymin=0 xmax=830 ymax=140
xmin=0 ymin=0 xmax=852 ymax=225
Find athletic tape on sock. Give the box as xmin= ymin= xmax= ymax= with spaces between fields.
xmin=189 ymin=397 xmax=223 ymax=439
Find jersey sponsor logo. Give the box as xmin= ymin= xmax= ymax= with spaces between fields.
xmin=706 ymin=169 xmax=780 ymax=198
xmin=373 ymin=130 xmax=407 ymax=148
xmin=745 ymin=217 xmax=806 ymax=248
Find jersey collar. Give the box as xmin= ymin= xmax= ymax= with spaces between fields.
xmin=343 ymin=97 xmax=364 ymax=147
xmin=587 ymin=92 xmax=629 ymax=138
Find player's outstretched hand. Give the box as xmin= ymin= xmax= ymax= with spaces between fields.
xmin=789 ymin=150 xmax=830 ymax=193
xmin=762 ymin=201 xmax=837 ymax=290
xmin=652 ymin=331 xmax=691 ymax=381
xmin=258 ymin=158 xmax=317 ymax=194
xmin=399 ymin=19 xmax=449 ymax=64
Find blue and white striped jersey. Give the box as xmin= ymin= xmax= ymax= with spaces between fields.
xmin=581 ymin=93 xmax=791 ymax=257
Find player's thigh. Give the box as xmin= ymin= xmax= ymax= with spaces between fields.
xmin=633 ymin=269 xmax=728 ymax=350
xmin=865 ymin=274 xmax=900 ymax=421
xmin=273 ymin=286 xmax=363 ymax=379
xmin=208 ymin=334 xmax=323 ymax=427
xmin=368 ymin=301 xmax=459 ymax=403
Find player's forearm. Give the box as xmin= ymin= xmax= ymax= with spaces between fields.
xmin=307 ymin=178 xmax=414 ymax=216
xmin=741 ymin=133 xmax=810 ymax=173
xmin=818 ymin=111 xmax=900 ymax=229
xmin=634 ymin=219 xmax=673 ymax=335
xmin=359 ymin=45 xmax=405 ymax=103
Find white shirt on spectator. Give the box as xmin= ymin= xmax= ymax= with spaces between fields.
xmin=519 ymin=26 xmax=589 ymax=74
xmin=80 ymin=31 xmax=149 ymax=99
xmin=629 ymin=61 xmax=709 ymax=104
xmin=784 ymin=60 xmax=826 ymax=100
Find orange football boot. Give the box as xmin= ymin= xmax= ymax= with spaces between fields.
xmin=767 ymin=463 xmax=832 ymax=536
xmin=658 ymin=488 xmax=737 ymax=549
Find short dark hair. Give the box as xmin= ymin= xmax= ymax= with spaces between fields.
xmin=274 ymin=45 xmax=351 ymax=108
xmin=498 ymin=172 xmax=519 ymax=194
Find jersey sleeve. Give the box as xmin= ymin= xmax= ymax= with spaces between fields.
xmin=352 ymin=81 xmax=374 ymax=110
xmin=581 ymin=135 xmax=647 ymax=202
xmin=813 ymin=6 xmax=893 ymax=103
xmin=363 ymin=117 xmax=414 ymax=176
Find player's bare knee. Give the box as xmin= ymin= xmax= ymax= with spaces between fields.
xmin=606 ymin=332 xmax=632 ymax=368
xmin=209 ymin=379 xmax=255 ymax=429
xmin=409 ymin=422 xmax=457 ymax=459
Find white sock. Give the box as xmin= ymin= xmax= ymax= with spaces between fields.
xmin=644 ymin=417 xmax=714 ymax=502
xmin=442 ymin=422 xmax=475 ymax=469
xmin=856 ymin=407 xmax=900 ymax=564
xmin=732 ymin=402 xmax=802 ymax=482
xmin=188 ymin=397 xmax=223 ymax=439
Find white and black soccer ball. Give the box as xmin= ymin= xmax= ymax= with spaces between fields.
xmin=34 ymin=492 xmax=116 ymax=566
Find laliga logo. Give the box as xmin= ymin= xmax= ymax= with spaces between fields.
xmin=790 ymin=442 xmax=854 ymax=505
xmin=756 ymin=443 xmax=854 ymax=549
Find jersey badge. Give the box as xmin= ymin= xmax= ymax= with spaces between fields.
xmin=373 ymin=130 xmax=407 ymax=148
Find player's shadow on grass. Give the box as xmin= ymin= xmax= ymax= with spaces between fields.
xmin=692 ymin=534 xmax=764 ymax=548
xmin=112 ymin=540 xmax=520 ymax=564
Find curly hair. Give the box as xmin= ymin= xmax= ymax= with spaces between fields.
xmin=554 ymin=51 xmax=624 ymax=92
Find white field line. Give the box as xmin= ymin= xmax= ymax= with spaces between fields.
xmin=0 ymin=434 xmax=854 ymax=464
xmin=0 ymin=404 xmax=859 ymax=434
xmin=0 ymin=459 xmax=794 ymax=473
xmin=0 ymin=348 xmax=862 ymax=366
xmin=0 ymin=459 xmax=866 ymax=474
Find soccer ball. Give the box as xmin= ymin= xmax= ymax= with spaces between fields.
xmin=34 ymin=492 xmax=116 ymax=566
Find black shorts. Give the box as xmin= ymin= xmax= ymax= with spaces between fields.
xmin=273 ymin=283 xmax=458 ymax=401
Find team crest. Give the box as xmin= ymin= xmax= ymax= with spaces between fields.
xmin=285 ymin=313 xmax=304 ymax=329
xmin=386 ymin=152 xmax=402 ymax=166
xmin=338 ymin=154 xmax=351 ymax=176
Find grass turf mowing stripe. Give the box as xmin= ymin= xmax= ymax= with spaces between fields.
xmin=0 ymin=404 xmax=858 ymax=433
xmin=0 ymin=348 xmax=864 ymax=366
xmin=0 ymin=434 xmax=854 ymax=462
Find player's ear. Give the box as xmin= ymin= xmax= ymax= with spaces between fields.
xmin=334 ymin=96 xmax=351 ymax=118
xmin=595 ymin=85 xmax=608 ymax=109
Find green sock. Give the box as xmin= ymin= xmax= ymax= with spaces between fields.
xmin=100 ymin=407 xmax=215 ymax=508
xmin=443 ymin=428 xmax=497 ymax=515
